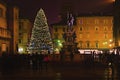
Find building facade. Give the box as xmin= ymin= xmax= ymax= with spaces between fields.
xmin=51 ymin=15 xmax=113 ymax=52
xmin=0 ymin=1 xmax=20 ymax=55
xmin=18 ymin=19 xmax=32 ymax=54
xmin=51 ymin=24 xmax=66 ymax=53
xmin=0 ymin=1 xmax=11 ymax=55
xmin=76 ymin=16 xmax=113 ymax=50
xmin=7 ymin=6 xmax=19 ymax=54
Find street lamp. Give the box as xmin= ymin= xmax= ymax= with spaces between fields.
xmin=18 ymin=47 xmax=24 ymax=53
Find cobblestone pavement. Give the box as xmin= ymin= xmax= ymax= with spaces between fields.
xmin=0 ymin=61 xmax=119 ymax=80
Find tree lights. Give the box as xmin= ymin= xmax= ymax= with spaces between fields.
xmin=28 ymin=8 xmax=53 ymax=53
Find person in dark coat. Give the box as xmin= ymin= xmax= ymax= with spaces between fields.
xmin=38 ymin=53 xmax=44 ymax=71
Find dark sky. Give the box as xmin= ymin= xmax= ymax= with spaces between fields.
xmin=4 ymin=0 xmax=113 ymax=25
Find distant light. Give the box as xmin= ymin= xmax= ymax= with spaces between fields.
xmin=18 ymin=47 xmax=23 ymax=53
xmin=58 ymin=43 xmax=62 ymax=47
xmin=110 ymin=0 xmax=115 ymax=3
xmin=109 ymin=39 xmax=112 ymax=42
xmin=57 ymin=40 xmax=60 ymax=43
xmin=109 ymin=44 xmax=112 ymax=47
xmin=108 ymin=62 xmax=111 ymax=66
xmin=108 ymin=0 xmax=115 ymax=3
xmin=112 ymin=0 xmax=115 ymax=2
xmin=103 ymin=42 xmax=108 ymax=45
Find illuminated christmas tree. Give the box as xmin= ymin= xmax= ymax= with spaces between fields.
xmin=28 ymin=8 xmax=53 ymax=53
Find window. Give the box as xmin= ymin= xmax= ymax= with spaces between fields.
xmin=79 ymin=41 xmax=82 ymax=48
xmin=19 ymin=39 xmax=21 ymax=43
xmin=54 ymin=33 xmax=58 ymax=38
xmin=95 ymin=41 xmax=99 ymax=48
xmin=86 ymin=41 xmax=90 ymax=48
xmin=55 ymin=28 xmax=58 ymax=32
xmin=103 ymin=20 xmax=108 ymax=24
xmin=95 ymin=19 xmax=99 ymax=24
xmin=104 ymin=26 xmax=108 ymax=31
xmin=104 ymin=33 xmax=108 ymax=39
xmin=95 ymin=26 xmax=99 ymax=31
xmin=79 ymin=20 xmax=83 ymax=24
xmin=80 ymin=27 xmax=83 ymax=31
xmin=0 ymin=8 xmax=3 ymax=17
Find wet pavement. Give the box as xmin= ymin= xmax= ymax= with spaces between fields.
xmin=0 ymin=61 xmax=119 ymax=80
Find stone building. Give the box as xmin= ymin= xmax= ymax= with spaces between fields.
xmin=0 ymin=1 xmax=19 ymax=55
xmin=7 ymin=6 xmax=19 ymax=54
xmin=18 ymin=19 xmax=32 ymax=54
xmin=0 ymin=1 xmax=11 ymax=55
xmin=75 ymin=15 xmax=113 ymax=50
xmin=51 ymin=15 xmax=113 ymax=52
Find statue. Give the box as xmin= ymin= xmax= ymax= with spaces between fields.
xmin=67 ymin=13 xmax=74 ymax=30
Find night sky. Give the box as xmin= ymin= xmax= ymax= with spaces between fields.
xmin=4 ymin=0 xmax=113 ymax=25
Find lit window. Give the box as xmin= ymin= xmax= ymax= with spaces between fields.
xmin=95 ymin=19 xmax=99 ymax=24
xmin=86 ymin=41 xmax=90 ymax=48
xmin=103 ymin=20 xmax=108 ymax=24
xmin=104 ymin=33 xmax=108 ymax=39
xmin=104 ymin=26 xmax=108 ymax=31
xmin=95 ymin=41 xmax=99 ymax=48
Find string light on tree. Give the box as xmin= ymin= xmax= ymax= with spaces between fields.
xmin=28 ymin=8 xmax=53 ymax=53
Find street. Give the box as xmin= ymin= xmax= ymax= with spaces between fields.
xmin=0 ymin=61 xmax=119 ymax=80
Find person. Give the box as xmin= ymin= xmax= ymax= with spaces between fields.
xmin=60 ymin=50 xmax=64 ymax=61
xmin=43 ymin=54 xmax=50 ymax=71
xmin=70 ymin=51 xmax=74 ymax=61
xmin=67 ymin=13 xmax=74 ymax=30
xmin=38 ymin=53 xmax=44 ymax=71
xmin=31 ymin=52 xmax=38 ymax=70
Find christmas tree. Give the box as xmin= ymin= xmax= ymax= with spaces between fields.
xmin=28 ymin=8 xmax=53 ymax=53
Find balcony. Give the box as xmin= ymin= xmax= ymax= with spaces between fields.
xmin=0 ymin=28 xmax=11 ymax=39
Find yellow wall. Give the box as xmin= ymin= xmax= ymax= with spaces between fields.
xmin=0 ymin=2 xmax=11 ymax=55
xmin=0 ymin=3 xmax=7 ymax=29
xmin=76 ymin=16 xmax=113 ymax=49
xmin=52 ymin=16 xmax=113 ymax=50
xmin=19 ymin=19 xmax=32 ymax=54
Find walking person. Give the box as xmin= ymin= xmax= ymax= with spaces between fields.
xmin=43 ymin=54 xmax=50 ymax=71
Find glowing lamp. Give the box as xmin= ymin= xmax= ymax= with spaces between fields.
xmin=109 ymin=44 xmax=112 ymax=47
xmin=18 ymin=47 xmax=24 ymax=53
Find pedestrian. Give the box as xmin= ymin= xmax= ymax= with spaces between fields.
xmin=70 ymin=51 xmax=74 ymax=61
xmin=38 ymin=53 xmax=44 ymax=71
xmin=43 ymin=54 xmax=50 ymax=71
xmin=32 ymin=52 xmax=38 ymax=70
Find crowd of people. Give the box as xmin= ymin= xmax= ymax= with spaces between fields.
xmin=0 ymin=50 xmax=120 ymax=73
xmin=0 ymin=52 xmax=51 ymax=73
